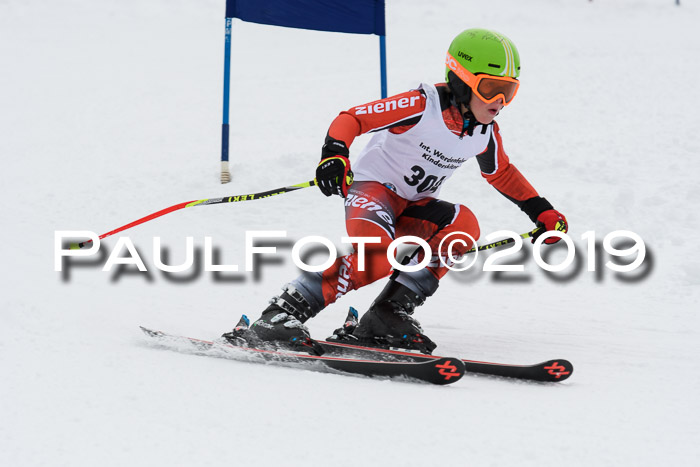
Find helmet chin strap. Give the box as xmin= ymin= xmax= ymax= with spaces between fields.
xmin=456 ymin=99 xmax=478 ymax=138
xmin=447 ymin=71 xmax=478 ymax=138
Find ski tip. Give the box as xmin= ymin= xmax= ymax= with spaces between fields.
xmin=541 ymin=359 xmax=574 ymax=382
xmin=240 ymin=314 xmax=250 ymax=326
xmin=348 ymin=307 xmax=359 ymax=319
xmin=431 ymin=357 xmax=466 ymax=385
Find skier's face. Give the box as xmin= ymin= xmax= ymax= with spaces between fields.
xmin=469 ymin=93 xmax=504 ymax=124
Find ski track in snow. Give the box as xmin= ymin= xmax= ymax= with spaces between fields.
xmin=2 ymin=0 xmax=699 ymax=466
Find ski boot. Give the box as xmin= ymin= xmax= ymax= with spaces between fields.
xmin=351 ymin=280 xmax=437 ymax=355
xmin=222 ymin=285 xmax=324 ymax=355
xmin=327 ymin=307 xmax=360 ymax=343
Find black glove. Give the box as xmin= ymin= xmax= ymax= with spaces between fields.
xmin=316 ymin=156 xmax=353 ymax=197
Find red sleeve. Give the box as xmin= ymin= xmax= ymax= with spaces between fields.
xmin=327 ymin=90 xmax=427 ymax=148
xmin=477 ymin=122 xmax=539 ymax=202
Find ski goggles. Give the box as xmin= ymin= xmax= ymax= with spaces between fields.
xmin=445 ymin=52 xmax=520 ymax=105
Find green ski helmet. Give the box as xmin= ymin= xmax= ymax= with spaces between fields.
xmin=445 ymin=28 xmax=521 ymax=106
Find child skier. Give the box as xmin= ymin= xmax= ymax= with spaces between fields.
xmin=224 ymin=28 xmax=568 ymax=354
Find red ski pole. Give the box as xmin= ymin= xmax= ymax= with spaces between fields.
xmin=70 ymin=180 xmax=316 ymax=250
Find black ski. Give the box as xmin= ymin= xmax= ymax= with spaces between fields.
xmin=139 ymin=327 xmax=465 ymax=385
xmin=459 ymin=357 xmax=572 ymax=382
xmin=319 ymin=339 xmax=573 ymax=382
xmin=322 ymin=308 xmax=572 ymax=382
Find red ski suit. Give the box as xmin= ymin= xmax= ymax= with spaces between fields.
xmin=317 ymin=83 xmax=541 ymax=307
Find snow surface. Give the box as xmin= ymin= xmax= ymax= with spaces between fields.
xmin=2 ymin=0 xmax=700 ymax=465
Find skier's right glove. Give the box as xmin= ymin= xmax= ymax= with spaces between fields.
xmin=316 ymin=155 xmax=353 ymax=197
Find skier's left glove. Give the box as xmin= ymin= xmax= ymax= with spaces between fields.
xmin=532 ymin=209 xmax=568 ymax=244
xmin=316 ymin=156 xmax=354 ymax=197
